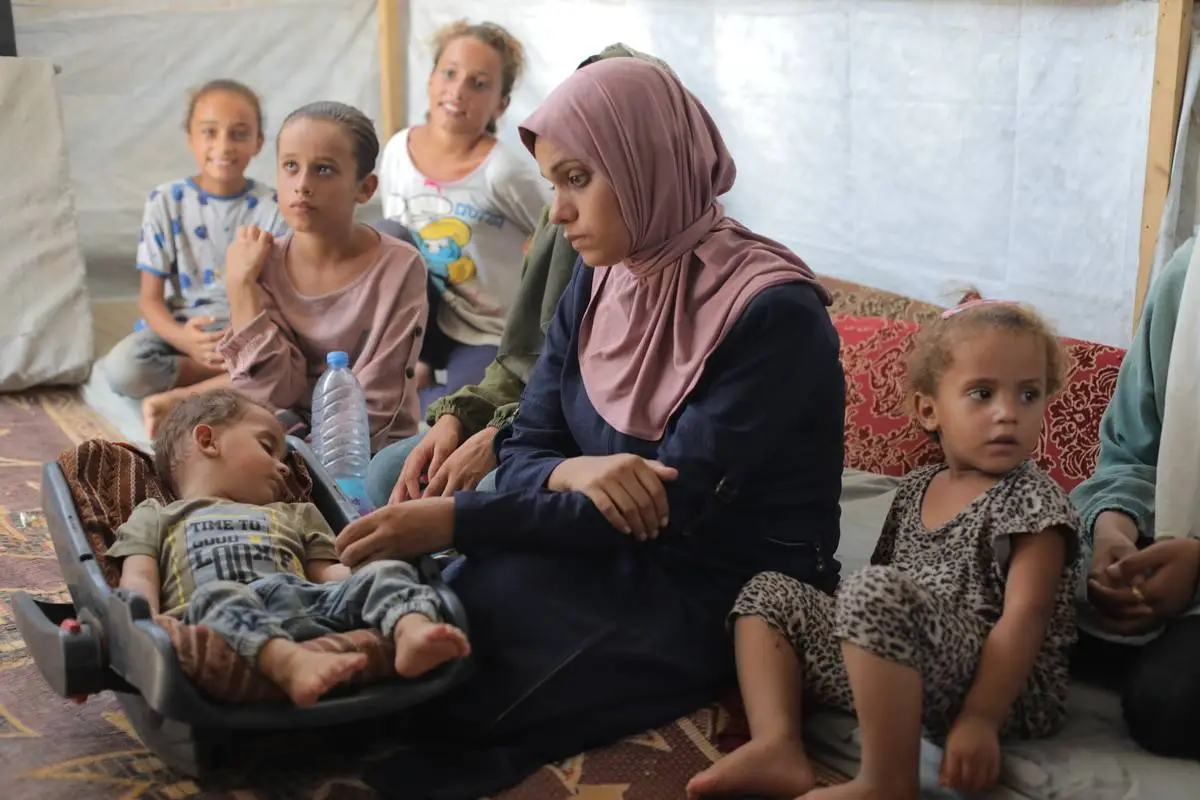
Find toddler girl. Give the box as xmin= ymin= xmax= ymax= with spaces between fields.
xmin=689 ymin=300 xmax=1081 ymax=800
xmin=216 ymin=101 xmax=427 ymax=453
xmin=102 ymin=79 xmax=289 ymax=434
xmin=376 ymin=19 xmax=549 ymax=411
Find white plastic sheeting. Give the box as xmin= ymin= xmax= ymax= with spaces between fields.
xmin=0 ymin=57 xmax=93 ymax=391
xmin=408 ymin=0 xmax=1158 ymax=346
xmin=13 ymin=0 xmax=380 ymax=294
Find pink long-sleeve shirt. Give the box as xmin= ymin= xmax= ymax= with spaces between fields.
xmin=217 ymin=233 xmax=427 ymax=451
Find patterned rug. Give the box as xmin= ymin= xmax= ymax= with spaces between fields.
xmin=0 ymin=389 xmax=850 ymax=799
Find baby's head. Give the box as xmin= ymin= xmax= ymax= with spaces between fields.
xmin=184 ymin=79 xmax=265 ymax=192
xmin=153 ymin=389 xmax=290 ymax=506
xmin=275 ymin=101 xmax=380 ymax=235
xmin=428 ymin=19 xmax=525 ymax=135
xmin=907 ymin=299 xmax=1066 ymax=475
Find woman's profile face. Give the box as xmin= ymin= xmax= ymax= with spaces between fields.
xmin=534 ymin=136 xmax=632 ymax=267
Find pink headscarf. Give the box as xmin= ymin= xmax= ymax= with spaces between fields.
xmin=519 ymin=58 xmax=829 ymax=440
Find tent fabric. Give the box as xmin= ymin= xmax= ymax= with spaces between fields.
xmin=406 ymin=0 xmax=1158 ymax=347
xmin=13 ymin=0 xmax=380 ymax=300
xmin=0 ymin=56 xmax=92 ymax=391
xmin=12 ymin=1 xmax=1162 ymax=347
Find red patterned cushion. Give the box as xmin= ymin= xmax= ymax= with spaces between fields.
xmin=1041 ymin=337 xmax=1124 ymax=491
xmin=835 ymin=316 xmax=1126 ymax=490
xmin=837 ymin=315 xmax=942 ymax=477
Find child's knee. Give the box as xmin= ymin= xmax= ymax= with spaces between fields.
xmin=102 ymin=336 xmax=177 ymax=398
xmin=836 ymin=565 xmax=917 ymax=613
xmin=731 ymin=571 xmax=815 ymax=633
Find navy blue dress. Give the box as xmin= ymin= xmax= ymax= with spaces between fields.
xmin=366 ymin=263 xmax=845 ymax=796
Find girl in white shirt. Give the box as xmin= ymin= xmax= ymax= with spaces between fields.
xmin=377 ymin=19 xmax=549 ymax=413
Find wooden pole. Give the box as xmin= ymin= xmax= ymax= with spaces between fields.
xmin=1133 ymin=0 xmax=1193 ymax=330
xmin=378 ymin=0 xmax=407 ymax=141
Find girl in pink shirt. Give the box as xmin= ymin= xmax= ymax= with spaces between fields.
xmin=218 ymin=102 xmax=427 ymax=451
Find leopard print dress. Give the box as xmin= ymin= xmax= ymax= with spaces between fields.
xmin=732 ymin=459 xmax=1080 ymax=741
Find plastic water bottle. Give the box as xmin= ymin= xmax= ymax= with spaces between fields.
xmin=311 ymin=351 xmax=373 ymax=516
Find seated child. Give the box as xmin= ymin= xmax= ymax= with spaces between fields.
xmin=101 ymin=79 xmax=289 ymax=437
xmin=688 ymin=299 xmax=1081 ymax=800
xmin=378 ymin=19 xmax=550 ymax=412
xmin=218 ymin=101 xmax=427 ymax=453
xmin=108 ymin=388 xmax=470 ymax=706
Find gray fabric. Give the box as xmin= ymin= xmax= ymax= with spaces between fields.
xmin=0 ymin=57 xmax=92 ymax=391
xmin=100 ymin=301 xmax=229 ymax=398
xmin=182 ymin=561 xmax=440 ymax=665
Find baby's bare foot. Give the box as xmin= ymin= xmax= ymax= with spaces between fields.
xmin=687 ymin=735 xmax=814 ymax=798
xmin=393 ymin=614 xmax=470 ymax=678
xmin=258 ymin=639 xmax=367 ymax=706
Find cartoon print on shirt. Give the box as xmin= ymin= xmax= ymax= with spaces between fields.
xmin=415 ymin=217 xmax=477 ymax=288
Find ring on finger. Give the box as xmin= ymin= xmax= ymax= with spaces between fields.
xmin=1131 ymin=585 xmax=1146 ymax=603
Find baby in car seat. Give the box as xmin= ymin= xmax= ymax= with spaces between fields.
xmin=109 ymin=388 xmax=470 ymax=706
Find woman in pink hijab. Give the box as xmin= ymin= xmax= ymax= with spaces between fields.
xmin=337 ymin=56 xmax=846 ymax=796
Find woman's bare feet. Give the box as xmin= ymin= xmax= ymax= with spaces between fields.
xmin=257 ymin=638 xmax=368 ymax=706
xmin=802 ymin=776 xmax=916 ymax=800
xmin=142 ymin=391 xmax=182 ymax=438
xmin=392 ymin=613 xmax=470 ymax=678
xmin=687 ymin=735 xmax=814 ymax=799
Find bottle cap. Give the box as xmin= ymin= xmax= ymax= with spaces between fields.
xmin=326 ymin=351 xmax=350 ymax=369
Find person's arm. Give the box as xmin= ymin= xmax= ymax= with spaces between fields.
xmin=957 ymin=529 xmax=1068 ymax=727
xmin=453 ymin=280 xmax=842 ymax=556
xmin=377 ymin=130 xmax=410 ymax=221
xmin=297 ymin=504 xmax=353 ymax=582
xmin=137 ymin=272 xmax=188 ymax=349
xmin=425 ymin=359 xmax=528 ymax=436
xmin=134 ymin=193 xmax=190 ymax=347
xmin=488 ymin=401 xmax=520 ymax=431
xmin=109 ymin=502 xmax=165 ymax=614
xmin=307 ymin=560 xmax=351 ymax=583
xmin=1070 ymin=238 xmax=1193 ymax=543
xmin=490 ymin=151 xmax=554 ymax=237
xmin=261 ymin=201 xmax=291 ymax=239
xmin=487 ymin=263 xmax=586 ymax=493
xmin=119 ymin=555 xmax=162 ymax=615
xmin=349 ymin=247 xmax=428 ymax=450
xmin=217 ymin=246 xmax=311 ymax=415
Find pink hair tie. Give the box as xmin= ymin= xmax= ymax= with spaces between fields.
xmin=941 ymin=298 xmax=1014 ymax=319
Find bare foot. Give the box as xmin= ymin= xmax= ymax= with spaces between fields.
xmin=687 ymin=735 xmax=814 ymax=799
xmin=142 ymin=392 xmax=181 ymax=438
xmin=802 ymin=776 xmax=916 ymax=800
xmin=414 ymin=361 xmax=435 ymax=390
xmin=257 ymin=639 xmax=368 ymax=706
xmin=393 ymin=614 xmax=470 ymax=678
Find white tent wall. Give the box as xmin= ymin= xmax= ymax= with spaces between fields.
xmin=13 ymin=0 xmax=381 ymax=297
xmin=408 ymin=0 xmax=1158 ymax=346
xmin=9 ymin=1 xmax=1161 ymax=346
